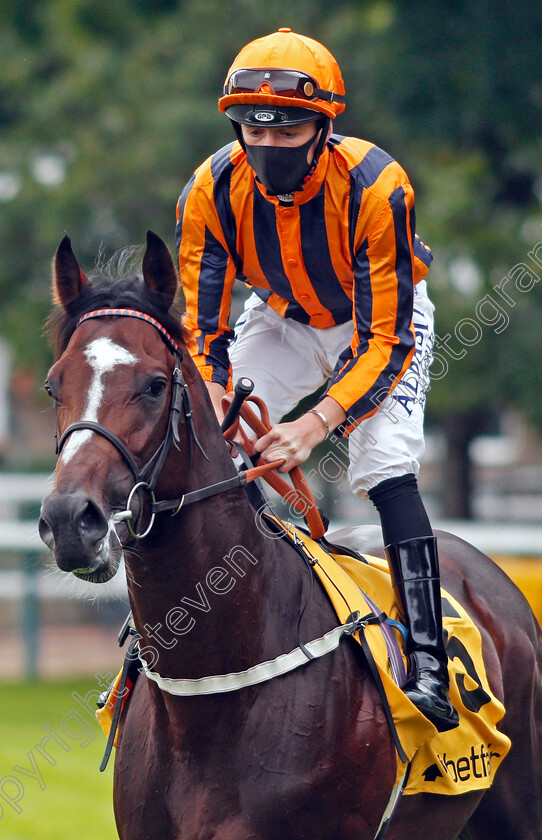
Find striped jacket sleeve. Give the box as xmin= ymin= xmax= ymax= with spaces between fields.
xmin=175 ymin=161 xmax=237 ymax=389
xmin=326 ymin=161 xmax=430 ymax=433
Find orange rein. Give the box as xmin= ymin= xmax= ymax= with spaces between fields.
xmin=221 ymin=392 xmax=326 ymax=539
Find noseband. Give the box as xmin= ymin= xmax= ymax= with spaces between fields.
xmin=56 ymin=308 xmax=207 ymax=539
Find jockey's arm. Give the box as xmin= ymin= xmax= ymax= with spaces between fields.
xmin=205 ymin=381 xmax=227 ymax=423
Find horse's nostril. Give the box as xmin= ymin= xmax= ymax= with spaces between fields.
xmin=38 ymin=516 xmax=54 ymax=550
xmin=78 ymin=499 xmax=108 ymax=546
xmin=39 ymin=492 xmax=109 ymax=568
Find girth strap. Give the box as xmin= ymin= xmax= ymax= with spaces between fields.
xmin=99 ymin=634 xmax=139 ymax=772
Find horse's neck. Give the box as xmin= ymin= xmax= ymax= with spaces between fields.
xmin=126 ymin=396 xmax=311 ymax=682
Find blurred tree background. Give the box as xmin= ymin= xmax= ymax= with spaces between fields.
xmin=1 ymin=0 xmax=542 ymax=514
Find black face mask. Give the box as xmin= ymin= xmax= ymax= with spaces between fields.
xmin=245 ymin=129 xmax=320 ymax=197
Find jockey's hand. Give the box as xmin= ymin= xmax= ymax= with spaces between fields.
xmin=254 ymin=397 xmax=346 ymax=472
xmin=253 ymin=413 xmax=328 ymax=473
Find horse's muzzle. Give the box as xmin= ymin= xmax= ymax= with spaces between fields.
xmin=39 ymin=491 xmax=109 ymax=573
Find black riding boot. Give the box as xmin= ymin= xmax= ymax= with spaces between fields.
xmin=385 ymin=536 xmax=460 ymax=732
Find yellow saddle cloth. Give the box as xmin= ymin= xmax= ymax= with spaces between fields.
xmin=278 ymin=520 xmax=511 ymax=796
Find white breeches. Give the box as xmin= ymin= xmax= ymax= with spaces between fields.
xmin=229 ymin=282 xmax=434 ymax=498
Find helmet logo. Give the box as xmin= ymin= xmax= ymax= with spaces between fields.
xmin=254 ymin=112 xmax=275 ymax=122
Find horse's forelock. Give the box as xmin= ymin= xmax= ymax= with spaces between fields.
xmin=46 ymin=259 xmax=185 ymax=358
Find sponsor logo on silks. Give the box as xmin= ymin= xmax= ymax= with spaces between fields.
xmin=254 ymin=112 xmax=275 ymax=122
xmin=422 ymin=743 xmax=502 ymax=784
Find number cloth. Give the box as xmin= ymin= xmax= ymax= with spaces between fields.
xmin=273 ymin=520 xmax=511 ymax=796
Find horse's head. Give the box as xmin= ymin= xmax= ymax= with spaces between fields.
xmin=39 ymin=231 xmax=188 ymax=582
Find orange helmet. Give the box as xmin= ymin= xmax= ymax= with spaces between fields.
xmin=219 ymin=28 xmax=346 ymax=123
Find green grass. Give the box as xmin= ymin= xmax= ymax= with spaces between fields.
xmin=0 ymin=677 xmax=118 ymax=839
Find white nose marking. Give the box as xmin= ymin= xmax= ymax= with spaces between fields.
xmin=61 ymin=337 xmax=138 ymax=463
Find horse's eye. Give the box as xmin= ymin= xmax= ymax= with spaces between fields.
xmin=44 ymin=380 xmax=53 ymax=398
xmin=146 ymin=378 xmax=167 ymax=399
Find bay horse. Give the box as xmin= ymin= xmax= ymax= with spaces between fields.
xmin=39 ymin=231 xmax=542 ymax=840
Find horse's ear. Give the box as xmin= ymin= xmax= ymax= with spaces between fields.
xmin=142 ymin=230 xmax=178 ymax=308
xmin=52 ymin=235 xmax=89 ymax=307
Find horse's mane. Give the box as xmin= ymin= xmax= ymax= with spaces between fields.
xmin=46 ymin=247 xmax=185 ymax=358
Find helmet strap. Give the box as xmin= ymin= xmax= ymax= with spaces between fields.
xmin=303 ymin=117 xmax=330 ymax=184
xmin=230 ymin=119 xmax=247 ymax=151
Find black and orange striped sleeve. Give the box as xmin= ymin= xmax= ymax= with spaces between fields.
xmin=326 ymin=150 xmax=430 ymax=431
xmin=175 ymin=146 xmax=239 ymax=388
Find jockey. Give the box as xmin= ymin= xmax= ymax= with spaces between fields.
xmin=175 ymin=28 xmax=459 ymax=732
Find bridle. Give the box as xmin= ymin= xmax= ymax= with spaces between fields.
xmin=55 ymin=307 xmax=245 ymax=539
xmin=55 ymin=306 xmax=325 ymax=541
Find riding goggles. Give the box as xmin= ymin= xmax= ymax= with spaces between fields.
xmin=224 ymin=68 xmax=345 ymax=104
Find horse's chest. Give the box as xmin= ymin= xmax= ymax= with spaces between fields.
xmin=115 ymin=680 xmax=396 ymax=840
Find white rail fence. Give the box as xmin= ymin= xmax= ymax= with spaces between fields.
xmin=0 ymin=474 xmax=127 ymax=677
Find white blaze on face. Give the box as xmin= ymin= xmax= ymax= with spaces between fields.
xmin=61 ymin=337 xmax=139 ymax=463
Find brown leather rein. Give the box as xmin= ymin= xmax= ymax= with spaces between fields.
xmin=221 ymin=393 xmax=326 ymax=539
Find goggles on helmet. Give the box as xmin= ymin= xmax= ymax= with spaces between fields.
xmin=224 ymin=68 xmax=345 ymax=105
